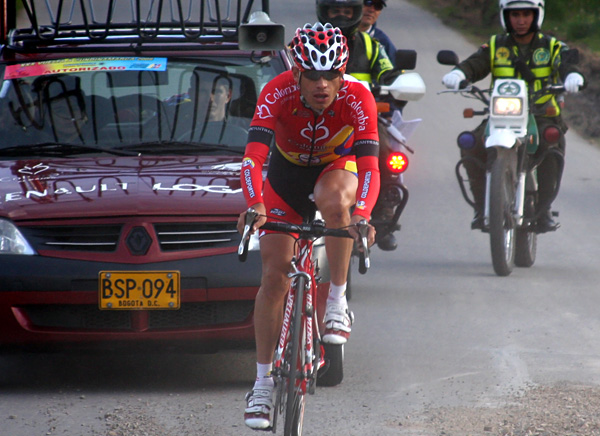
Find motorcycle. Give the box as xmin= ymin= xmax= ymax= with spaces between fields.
xmin=347 ymin=60 xmax=425 ymax=298
xmin=437 ymin=49 xmax=570 ymax=276
xmin=369 ymin=49 xmax=426 ymax=252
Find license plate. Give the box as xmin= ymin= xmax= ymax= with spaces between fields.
xmin=99 ymin=271 xmax=180 ymax=310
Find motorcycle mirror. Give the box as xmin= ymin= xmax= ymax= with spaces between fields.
xmin=395 ymin=49 xmax=417 ymax=70
xmin=437 ymin=50 xmax=459 ymax=66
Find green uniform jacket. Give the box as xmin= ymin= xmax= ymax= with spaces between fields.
xmin=455 ymin=32 xmax=584 ymax=116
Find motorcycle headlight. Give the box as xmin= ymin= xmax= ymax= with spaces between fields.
xmin=0 ymin=219 xmax=36 ymax=255
xmin=492 ymin=97 xmax=523 ymax=116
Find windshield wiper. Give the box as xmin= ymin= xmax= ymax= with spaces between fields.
xmin=113 ymin=141 xmax=245 ymax=155
xmin=0 ymin=142 xmax=139 ymax=157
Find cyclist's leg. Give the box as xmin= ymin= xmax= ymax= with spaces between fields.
xmin=314 ymin=168 xmax=356 ymax=285
xmin=313 ymin=159 xmax=357 ymax=344
xmin=245 ymin=182 xmax=300 ymax=430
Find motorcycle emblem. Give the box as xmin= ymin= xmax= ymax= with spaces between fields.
xmin=497 ymin=81 xmax=521 ymax=96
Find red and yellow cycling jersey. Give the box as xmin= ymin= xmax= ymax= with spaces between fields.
xmin=241 ymin=70 xmax=380 ymax=219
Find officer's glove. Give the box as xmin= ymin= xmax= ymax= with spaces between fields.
xmin=442 ymin=69 xmax=466 ymax=90
xmin=564 ymin=73 xmax=584 ymax=94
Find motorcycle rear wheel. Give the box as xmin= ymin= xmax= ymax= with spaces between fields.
xmin=488 ymin=148 xmax=518 ymax=276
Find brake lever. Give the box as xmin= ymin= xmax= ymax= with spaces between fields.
xmin=356 ymin=219 xmax=371 ymax=274
xmin=238 ymin=208 xmax=258 ymax=262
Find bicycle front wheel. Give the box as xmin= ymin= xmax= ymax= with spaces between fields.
xmin=284 ymin=275 xmax=307 ymax=436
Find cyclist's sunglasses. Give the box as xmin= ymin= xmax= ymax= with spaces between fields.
xmin=302 ymin=70 xmax=343 ymax=81
xmin=364 ymin=0 xmax=384 ymax=11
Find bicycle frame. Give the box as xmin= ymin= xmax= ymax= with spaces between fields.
xmin=274 ymin=237 xmax=319 ymax=385
xmin=238 ymin=208 xmax=370 ymax=435
xmin=272 ymin=237 xmax=321 ymax=435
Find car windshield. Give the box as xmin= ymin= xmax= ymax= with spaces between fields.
xmin=0 ymin=55 xmax=283 ymax=157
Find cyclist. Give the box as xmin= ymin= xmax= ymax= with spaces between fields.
xmin=240 ymin=22 xmax=379 ymax=430
xmin=442 ymin=0 xmax=585 ymax=232
xmin=317 ymin=0 xmax=402 ymax=251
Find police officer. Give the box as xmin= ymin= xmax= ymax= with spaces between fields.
xmin=442 ymin=0 xmax=585 ymax=232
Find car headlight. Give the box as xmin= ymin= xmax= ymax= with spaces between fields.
xmin=492 ymin=97 xmax=522 ymax=116
xmin=0 ymin=219 xmax=36 ymax=255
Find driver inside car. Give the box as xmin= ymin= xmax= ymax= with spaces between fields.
xmin=166 ymin=72 xmax=248 ymax=148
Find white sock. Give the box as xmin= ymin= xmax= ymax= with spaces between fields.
xmin=327 ymin=283 xmax=347 ymax=307
xmin=253 ymin=363 xmax=274 ymax=389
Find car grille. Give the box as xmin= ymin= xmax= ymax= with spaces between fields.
xmin=154 ymin=222 xmax=239 ymax=251
xmin=22 ymin=301 xmax=254 ymax=331
xmin=22 ymin=225 xmax=122 ymax=252
xmin=20 ymin=222 xmax=240 ymax=253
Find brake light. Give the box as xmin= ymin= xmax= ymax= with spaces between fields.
xmin=543 ymin=126 xmax=561 ymax=143
xmin=387 ymin=152 xmax=408 ymax=173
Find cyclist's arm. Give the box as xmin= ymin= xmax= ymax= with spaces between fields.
xmin=240 ymin=72 xmax=290 ymax=209
xmin=353 ymin=151 xmax=380 ymax=219
xmin=349 ymin=83 xmax=381 ymax=219
xmin=240 ymin=128 xmax=272 ymax=209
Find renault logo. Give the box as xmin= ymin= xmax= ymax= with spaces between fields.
xmin=126 ymin=227 xmax=152 ymax=255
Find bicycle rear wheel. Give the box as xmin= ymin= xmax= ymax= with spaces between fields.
xmin=284 ymin=275 xmax=307 ymax=436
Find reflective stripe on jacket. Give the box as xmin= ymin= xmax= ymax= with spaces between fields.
xmin=490 ymin=33 xmax=562 ymax=115
xmin=347 ymin=31 xmax=394 ymax=84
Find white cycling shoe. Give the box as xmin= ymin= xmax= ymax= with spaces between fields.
xmin=244 ymin=386 xmax=273 ymax=430
xmin=323 ymin=302 xmax=354 ymax=345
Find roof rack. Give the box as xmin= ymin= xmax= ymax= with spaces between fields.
xmin=2 ymin=0 xmax=272 ymax=52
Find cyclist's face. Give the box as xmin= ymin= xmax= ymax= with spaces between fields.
xmin=293 ymin=67 xmax=343 ymax=112
xmin=509 ymin=9 xmax=535 ymax=36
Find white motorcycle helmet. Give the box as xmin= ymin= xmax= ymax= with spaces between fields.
xmin=499 ymin=0 xmax=545 ymax=34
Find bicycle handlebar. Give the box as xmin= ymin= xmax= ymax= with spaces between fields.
xmin=238 ymin=208 xmax=371 ymax=274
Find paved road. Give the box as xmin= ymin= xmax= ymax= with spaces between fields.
xmin=2 ymin=1 xmax=600 ymax=435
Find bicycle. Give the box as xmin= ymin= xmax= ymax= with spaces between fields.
xmin=238 ymin=208 xmax=370 ymax=435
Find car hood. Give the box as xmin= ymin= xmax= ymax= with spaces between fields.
xmin=0 ymin=155 xmax=253 ymax=221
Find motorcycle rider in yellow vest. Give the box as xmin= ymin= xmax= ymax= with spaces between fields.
xmin=442 ymin=0 xmax=585 ymax=232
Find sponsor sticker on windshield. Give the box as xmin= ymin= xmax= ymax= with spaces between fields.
xmin=4 ymin=57 xmax=167 ymax=80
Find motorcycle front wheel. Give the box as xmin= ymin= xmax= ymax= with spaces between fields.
xmin=488 ymin=147 xmax=518 ymax=276
xmin=515 ymin=193 xmax=537 ymax=267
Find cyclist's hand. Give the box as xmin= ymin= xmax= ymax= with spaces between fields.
xmin=237 ymin=203 xmax=267 ymax=234
xmin=348 ymin=215 xmax=376 ymax=251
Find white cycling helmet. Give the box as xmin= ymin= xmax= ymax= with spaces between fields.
xmin=499 ymin=0 xmax=544 ymax=33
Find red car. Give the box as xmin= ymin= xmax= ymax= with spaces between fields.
xmin=0 ymin=0 xmax=335 ymax=353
